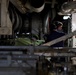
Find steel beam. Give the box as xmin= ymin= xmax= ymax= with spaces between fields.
xmin=0 ymin=0 xmax=12 ymax=35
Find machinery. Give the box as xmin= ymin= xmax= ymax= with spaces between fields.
xmin=0 ymin=46 xmax=75 ymax=75
xmin=0 ymin=0 xmax=76 ymax=45
xmin=0 ymin=0 xmax=76 ymax=75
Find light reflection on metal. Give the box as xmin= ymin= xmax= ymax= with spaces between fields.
xmin=17 ymin=0 xmax=26 ymax=13
xmin=63 ymin=15 xmax=70 ymax=20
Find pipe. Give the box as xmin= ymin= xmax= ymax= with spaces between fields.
xmin=25 ymin=0 xmax=45 ymax=12
xmin=59 ymin=1 xmax=76 ymax=15
xmin=10 ymin=0 xmax=45 ymax=13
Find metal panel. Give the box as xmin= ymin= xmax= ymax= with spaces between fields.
xmin=72 ymin=13 xmax=76 ymax=48
xmin=0 ymin=0 xmax=12 ymax=35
